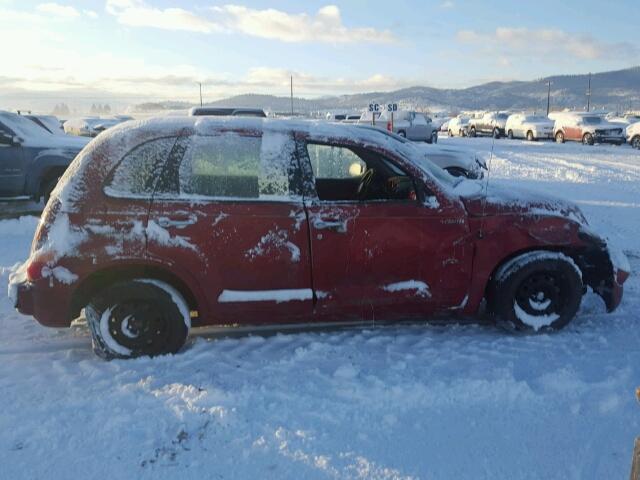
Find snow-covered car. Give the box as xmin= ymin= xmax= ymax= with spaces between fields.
xmin=447 ymin=116 xmax=470 ymax=137
xmin=468 ymin=112 xmax=510 ymax=138
xmin=626 ymin=122 xmax=640 ymax=149
xmin=63 ymin=117 xmax=124 ymax=137
xmin=378 ymin=110 xmax=438 ymax=143
xmin=605 ymin=113 xmax=640 ymax=125
xmin=505 ymin=114 xmax=554 ymax=141
xmin=189 ymin=107 xmax=266 ymax=118
xmin=9 ymin=117 xmax=629 ymax=359
xmin=358 ymin=126 xmax=483 ymax=179
xmin=553 ymin=113 xmax=626 ymax=145
xmin=0 ymin=111 xmax=89 ymax=201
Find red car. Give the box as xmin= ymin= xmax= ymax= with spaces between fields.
xmin=9 ymin=118 xmax=630 ymax=359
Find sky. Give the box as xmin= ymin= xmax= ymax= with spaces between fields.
xmin=1 ymin=0 xmax=639 ymax=110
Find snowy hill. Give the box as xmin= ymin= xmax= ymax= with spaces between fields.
xmin=146 ymin=66 xmax=640 ymax=114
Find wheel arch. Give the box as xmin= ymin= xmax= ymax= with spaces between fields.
xmin=70 ymin=263 xmax=202 ymax=324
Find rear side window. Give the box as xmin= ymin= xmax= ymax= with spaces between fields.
xmin=105 ymin=137 xmax=178 ymax=198
xmin=178 ymin=131 xmax=296 ymax=200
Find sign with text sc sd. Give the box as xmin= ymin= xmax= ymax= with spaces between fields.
xmin=368 ymin=103 xmax=398 ymax=112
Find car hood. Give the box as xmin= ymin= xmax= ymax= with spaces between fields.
xmin=455 ymin=182 xmax=587 ymax=224
xmin=586 ymin=121 xmax=624 ymax=131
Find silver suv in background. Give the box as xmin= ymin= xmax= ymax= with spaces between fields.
xmin=189 ymin=107 xmax=267 ymax=117
xmin=378 ymin=110 xmax=437 ymax=143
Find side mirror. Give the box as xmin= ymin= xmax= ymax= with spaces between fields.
xmin=0 ymin=133 xmax=17 ymax=146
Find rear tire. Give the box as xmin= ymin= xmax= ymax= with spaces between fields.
xmin=507 ymin=130 xmax=514 ymax=139
xmin=487 ymin=251 xmax=583 ymax=332
xmin=469 ymin=127 xmax=477 ymax=137
xmin=526 ymin=131 xmax=535 ymax=141
xmin=86 ymin=279 xmax=190 ymax=359
xmin=631 ymin=135 xmax=640 ymax=149
xmin=493 ymin=128 xmax=501 ymax=139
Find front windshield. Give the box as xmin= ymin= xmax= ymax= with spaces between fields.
xmin=0 ymin=112 xmax=53 ymax=139
xmin=582 ymin=116 xmax=602 ymax=125
xmin=497 ymin=113 xmax=509 ymax=120
xmin=358 ymin=127 xmax=460 ymax=188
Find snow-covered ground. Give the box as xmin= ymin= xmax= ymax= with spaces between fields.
xmin=1 ymin=137 xmax=639 ymax=479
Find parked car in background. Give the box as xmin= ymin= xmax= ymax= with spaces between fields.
xmin=505 ymin=114 xmax=554 ymax=141
xmin=378 ymin=110 xmax=438 ymax=143
xmin=553 ymin=113 xmax=625 ymax=145
xmin=605 ymin=113 xmax=640 ymax=125
xmin=0 ymin=110 xmax=89 ymax=202
xmin=24 ymin=115 xmax=65 ymax=136
xmin=64 ymin=117 xmax=124 ymax=137
xmin=189 ymin=107 xmax=267 ymax=117
xmin=447 ymin=116 xmax=470 ymax=137
xmin=468 ymin=112 xmax=509 ymax=138
xmin=357 ymin=110 xmax=382 ymax=125
xmin=626 ymin=122 xmax=640 ymax=149
xmin=357 ymin=126 xmax=484 ymax=179
xmin=9 ymin=117 xmax=628 ymax=359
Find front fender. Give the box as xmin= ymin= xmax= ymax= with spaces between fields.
xmin=25 ymin=151 xmax=77 ymax=195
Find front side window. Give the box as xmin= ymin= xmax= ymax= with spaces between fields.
xmin=105 ymin=136 xmax=179 ymax=197
xmin=305 ymin=143 xmax=415 ymax=203
xmin=582 ymin=116 xmax=602 ymax=125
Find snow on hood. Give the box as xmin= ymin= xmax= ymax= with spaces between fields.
xmin=458 ymin=182 xmax=587 ymax=224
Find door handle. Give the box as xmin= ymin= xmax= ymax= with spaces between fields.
xmin=313 ymin=218 xmax=347 ymax=233
xmin=156 ymin=215 xmax=196 ymax=228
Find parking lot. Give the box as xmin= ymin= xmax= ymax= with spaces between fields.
xmin=1 ymin=135 xmax=638 ymax=479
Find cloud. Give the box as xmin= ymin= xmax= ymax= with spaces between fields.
xmin=36 ymin=3 xmax=80 ymax=18
xmin=105 ymin=0 xmax=220 ymax=33
xmin=440 ymin=1 xmax=455 ymax=8
xmin=456 ymin=27 xmax=638 ymax=61
xmin=104 ymin=1 xmax=395 ymax=44
xmin=211 ymin=4 xmax=397 ymax=44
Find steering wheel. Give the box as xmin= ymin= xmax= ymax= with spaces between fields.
xmin=357 ymin=168 xmax=376 ymax=200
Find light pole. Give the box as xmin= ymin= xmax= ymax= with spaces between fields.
xmin=546 ymin=80 xmax=552 ymax=116
xmin=198 ymin=82 xmax=203 ymax=107
xmin=586 ymin=73 xmax=592 ymax=112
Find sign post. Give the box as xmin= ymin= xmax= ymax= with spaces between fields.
xmin=387 ymin=103 xmax=398 ymax=132
xmin=368 ymin=103 xmax=380 ymax=126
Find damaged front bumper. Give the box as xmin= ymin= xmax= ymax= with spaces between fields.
xmin=576 ymin=229 xmax=630 ymax=312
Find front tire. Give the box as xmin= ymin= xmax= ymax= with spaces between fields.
xmin=469 ymin=127 xmax=477 ymax=137
xmin=493 ymin=128 xmax=501 ymax=139
xmin=448 ymin=129 xmax=453 ymax=137
xmin=86 ymin=279 xmax=190 ymax=359
xmin=631 ymin=135 xmax=640 ymax=149
xmin=583 ymin=133 xmax=594 ymax=145
xmin=555 ymin=131 xmax=565 ymax=143
xmin=526 ymin=131 xmax=535 ymax=142
xmin=488 ymin=251 xmax=583 ymax=332
xmin=507 ymin=130 xmax=514 ymax=139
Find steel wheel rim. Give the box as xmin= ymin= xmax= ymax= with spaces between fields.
xmin=106 ymin=301 xmax=171 ymax=352
xmin=515 ymin=272 xmax=566 ymax=319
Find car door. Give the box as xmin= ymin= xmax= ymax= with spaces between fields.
xmin=146 ymin=128 xmax=314 ymax=326
xmin=298 ymin=138 xmax=473 ymax=322
xmin=0 ymin=120 xmax=25 ymax=197
xmin=564 ymin=120 xmax=582 ymax=141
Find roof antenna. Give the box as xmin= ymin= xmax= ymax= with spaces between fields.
xmin=478 ymin=135 xmax=496 ymax=239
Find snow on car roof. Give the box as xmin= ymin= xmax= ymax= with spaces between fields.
xmin=0 ymin=110 xmax=88 ymax=148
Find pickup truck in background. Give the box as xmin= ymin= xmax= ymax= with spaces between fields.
xmin=0 ymin=111 xmax=89 ymax=202
xmin=468 ymin=112 xmax=509 ymax=138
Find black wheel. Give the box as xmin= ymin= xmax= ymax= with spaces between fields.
xmin=582 ymin=133 xmax=594 ymax=145
xmin=555 ymin=131 xmax=565 ymax=143
xmin=42 ymin=177 xmax=59 ymax=204
xmin=445 ymin=166 xmax=469 ymax=178
xmin=526 ymin=131 xmax=535 ymax=141
xmin=86 ymin=279 xmax=190 ymax=359
xmin=432 ymin=131 xmax=438 ymax=144
xmin=507 ymin=130 xmax=514 ymax=139
xmin=631 ymin=135 xmax=640 ymax=149
xmin=488 ymin=251 xmax=583 ymax=331
xmin=493 ymin=128 xmax=501 ymax=139
xmin=397 ymin=130 xmax=406 ymax=138
xmin=448 ymin=129 xmax=453 ymax=137
xmin=469 ymin=127 xmax=477 ymax=137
